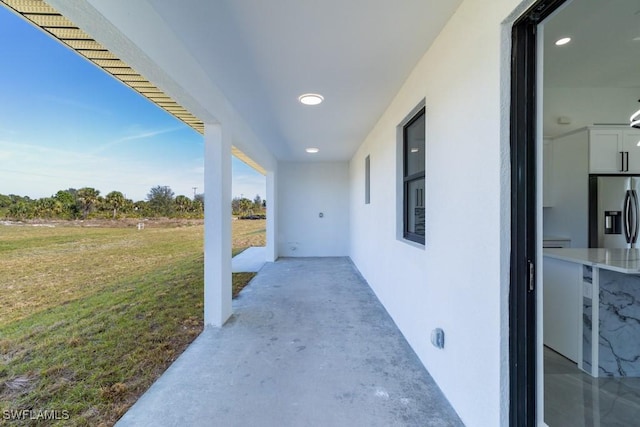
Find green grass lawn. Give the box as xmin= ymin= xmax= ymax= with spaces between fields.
xmin=0 ymin=219 xmax=265 ymax=426
xmin=231 ymin=218 xmax=266 ymax=254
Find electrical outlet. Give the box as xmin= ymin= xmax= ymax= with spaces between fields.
xmin=431 ymin=328 xmax=445 ymax=349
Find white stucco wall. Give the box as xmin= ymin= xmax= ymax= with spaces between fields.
xmin=349 ymin=0 xmax=532 ymax=425
xmin=278 ymin=162 xmax=349 ymax=257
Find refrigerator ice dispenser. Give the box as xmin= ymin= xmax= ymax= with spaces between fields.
xmin=604 ymin=211 xmax=622 ymax=235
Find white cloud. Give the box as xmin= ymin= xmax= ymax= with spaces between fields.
xmin=0 ymin=127 xmax=19 ymax=137
xmin=93 ymin=126 xmax=184 ymax=153
xmin=38 ymin=94 xmax=113 ymax=116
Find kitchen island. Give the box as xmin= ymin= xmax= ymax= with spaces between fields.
xmin=543 ymin=248 xmax=640 ymax=378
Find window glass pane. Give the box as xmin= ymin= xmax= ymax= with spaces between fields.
xmin=406 ymin=178 xmax=425 ymax=237
xmin=405 ymin=111 xmax=425 ymax=177
xmin=365 ymin=155 xmax=370 ymax=204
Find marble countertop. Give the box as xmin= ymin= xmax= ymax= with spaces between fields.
xmin=543 ymin=248 xmax=640 ymax=274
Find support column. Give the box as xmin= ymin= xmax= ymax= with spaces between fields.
xmin=266 ymin=168 xmax=278 ymax=262
xmin=204 ymin=123 xmax=232 ymax=327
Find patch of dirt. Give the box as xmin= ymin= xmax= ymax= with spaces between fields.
xmin=1 ymin=373 xmax=38 ymax=399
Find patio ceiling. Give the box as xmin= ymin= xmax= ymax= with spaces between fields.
xmin=3 ymin=0 xmax=462 ymax=164
xmin=117 ymin=0 xmax=462 ymax=162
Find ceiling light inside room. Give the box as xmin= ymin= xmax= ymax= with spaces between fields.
xmin=298 ymin=93 xmax=324 ymax=105
xmin=555 ymin=37 xmax=571 ymax=46
xmin=305 ymin=147 xmax=319 ymax=153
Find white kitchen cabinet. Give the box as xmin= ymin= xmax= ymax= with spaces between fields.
xmin=543 ymin=256 xmax=580 ymax=362
xmin=589 ymin=128 xmax=623 ymax=173
xmin=589 ymin=127 xmax=640 ymax=173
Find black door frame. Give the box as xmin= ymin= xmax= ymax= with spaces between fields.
xmin=509 ymin=0 xmax=565 ymax=425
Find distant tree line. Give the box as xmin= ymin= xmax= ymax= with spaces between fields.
xmin=232 ymin=194 xmax=266 ymax=219
xmin=0 ymin=186 xmax=204 ymax=220
xmin=0 ymin=186 xmax=266 ymax=221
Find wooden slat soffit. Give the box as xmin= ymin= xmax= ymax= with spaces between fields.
xmin=0 ymin=0 xmax=205 ymax=135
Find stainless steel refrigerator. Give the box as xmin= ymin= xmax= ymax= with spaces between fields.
xmin=589 ymin=175 xmax=640 ymax=248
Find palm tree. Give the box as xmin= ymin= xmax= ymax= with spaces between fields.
xmin=174 ymin=195 xmax=192 ymax=215
xmin=105 ymin=191 xmax=126 ymax=219
xmin=54 ymin=190 xmax=77 ymax=218
xmin=8 ymin=201 xmax=32 ymax=220
xmin=238 ymin=198 xmax=253 ymax=218
xmin=192 ymin=194 xmax=204 ymax=216
xmin=34 ymin=197 xmax=62 ymax=218
xmin=76 ymin=187 xmax=100 ymax=220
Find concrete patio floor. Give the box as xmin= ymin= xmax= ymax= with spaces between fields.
xmin=232 ymin=246 xmax=266 ymax=273
xmin=116 ymin=257 xmax=463 ymax=426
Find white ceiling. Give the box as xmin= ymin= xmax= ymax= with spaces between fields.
xmin=542 ymin=0 xmax=640 ymax=136
xmin=72 ymin=0 xmax=462 ymax=163
xmin=544 ymin=0 xmax=640 ymax=88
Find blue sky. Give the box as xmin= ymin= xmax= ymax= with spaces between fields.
xmin=0 ymin=6 xmax=265 ymax=202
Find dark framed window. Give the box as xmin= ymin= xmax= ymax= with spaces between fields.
xmin=403 ymin=107 xmax=425 ymax=244
xmin=365 ymin=155 xmax=371 ymax=204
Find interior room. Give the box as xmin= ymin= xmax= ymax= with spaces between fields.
xmin=541 ymin=0 xmax=640 ymax=425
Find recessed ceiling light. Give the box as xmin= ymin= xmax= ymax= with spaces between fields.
xmin=305 ymin=147 xmax=319 ymax=153
xmin=298 ymin=93 xmax=324 ymax=105
xmin=555 ymin=37 xmax=571 ymax=46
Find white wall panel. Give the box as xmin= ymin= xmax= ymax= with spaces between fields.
xmin=278 ymin=162 xmax=349 ymax=257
